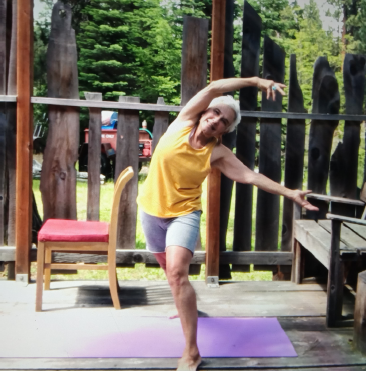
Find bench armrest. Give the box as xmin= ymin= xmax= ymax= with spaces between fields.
xmin=327 ymin=213 xmax=366 ymax=226
xmin=307 ymin=193 xmax=364 ymax=206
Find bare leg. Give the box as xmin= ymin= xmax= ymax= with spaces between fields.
xmin=153 ymin=252 xmax=180 ymax=319
xmin=166 ymin=245 xmax=201 ymax=371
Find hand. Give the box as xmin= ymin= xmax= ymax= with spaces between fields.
xmin=291 ymin=190 xmax=319 ymax=211
xmin=257 ymin=78 xmax=286 ymax=101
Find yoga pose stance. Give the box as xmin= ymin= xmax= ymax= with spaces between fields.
xmin=137 ymin=77 xmax=318 ymax=371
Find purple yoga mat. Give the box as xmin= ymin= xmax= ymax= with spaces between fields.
xmin=68 ymin=317 xmax=297 ymax=358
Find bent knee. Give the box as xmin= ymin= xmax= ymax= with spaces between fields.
xmin=166 ymin=266 xmax=188 ymax=287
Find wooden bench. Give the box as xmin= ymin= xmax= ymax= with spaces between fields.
xmin=292 ymin=194 xmax=366 ymax=328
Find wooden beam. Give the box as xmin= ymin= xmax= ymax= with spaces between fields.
xmin=15 ymin=0 xmax=33 ymax=282
xmin=206 ymin=0 xmax=226 ymax=285
xmin=327 ymin=213 xmax=366 ymax=226
xmin=115 ymin=96 xmax=140 ymax=250
xmin=326 ymin=219 xmax=344 ymax=327
xmin=0 ymin=95 xmax=17 ymax=102
xmin=2 ymin=247 xmax=293 ymax=266
xmin=29 ymin=97 xmax=366 ymax=121
xmin=85 ymin=92 xmax=102 ymax=221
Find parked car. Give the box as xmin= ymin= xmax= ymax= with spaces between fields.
xmin=79 ymin=111 xmax=153 ymax=178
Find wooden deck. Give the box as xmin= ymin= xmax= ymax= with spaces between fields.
xmin=0 ymin=278 xmax=365 ymax=370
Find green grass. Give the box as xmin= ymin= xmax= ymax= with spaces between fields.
xmin=32 ymin=174 xmax=271 ymax=282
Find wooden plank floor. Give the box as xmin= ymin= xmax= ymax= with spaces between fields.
xmin=0 ymin=279 xmax=365 ymax=370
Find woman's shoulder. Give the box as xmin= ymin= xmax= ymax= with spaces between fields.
xmin=166 ymin=118 xmax=196 ymax=135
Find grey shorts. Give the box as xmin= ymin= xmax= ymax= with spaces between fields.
xmin=140 ymin=210 xmax=201 ymax=254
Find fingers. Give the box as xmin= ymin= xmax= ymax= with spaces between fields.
xmin=276 ymin=85 xmax=286 ymax=96
xmin=264 ymin=80 xmax=287 ymax=101
xmin=303 ymin=203 xmax=319 ymax=211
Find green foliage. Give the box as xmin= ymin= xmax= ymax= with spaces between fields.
xmin=77 ymin=0 xmax=182 ymax=105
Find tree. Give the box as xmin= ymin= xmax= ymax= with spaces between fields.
xmin=326 ymin=0 xmax=366 ymax=55
xmin=77 ymin=0 xmax=182 ymax=105
xmin=281 ymin=0 xmax=342 ymax=111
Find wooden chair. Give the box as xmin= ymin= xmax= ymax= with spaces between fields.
xmin=35 ymin=166 xmax=134 ymax=312
xmin=293 ymin=186 xmax=366 ymax=327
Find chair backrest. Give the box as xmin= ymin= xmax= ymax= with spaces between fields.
xmin=109 ymin=166 xmax=134 ymax=247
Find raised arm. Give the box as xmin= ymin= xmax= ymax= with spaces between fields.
xmin=211 ymin=144 xmax=318 ymax=211
xmin=175 ymin=77 xmax=286 ymax=125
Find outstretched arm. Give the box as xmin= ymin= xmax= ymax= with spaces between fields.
xmin=211 ymin=144 xmax=318 ymax=211
xmin=175 ymin=77 xmax=286 ymax=125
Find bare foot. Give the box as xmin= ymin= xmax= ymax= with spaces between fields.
xmin=169 ymin=312 xmax=179 ymax=319
xmin=176 ymin=353 xmax=202 ymax=371
xmin=169 ymin=309 xmax=208 ymax=319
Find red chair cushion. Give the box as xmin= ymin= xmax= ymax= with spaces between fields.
xmin=38 ymin=219 xmax=109 ymax=243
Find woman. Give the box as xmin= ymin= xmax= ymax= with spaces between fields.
xmin=137 ymin=77 xmax=318 ymax=371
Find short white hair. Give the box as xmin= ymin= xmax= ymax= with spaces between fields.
xmin=208 ymin=95 xmax=241 ymax=133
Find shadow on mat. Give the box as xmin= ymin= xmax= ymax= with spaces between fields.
xmin=73 ymin=284 xmax=175 ymax=307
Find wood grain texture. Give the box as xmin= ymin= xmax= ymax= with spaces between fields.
xmin=180 ymin=16 xmax=208 ymax=106
xmin=330 ymin=54 xmax=365 ymax=217
xmin=281 ymin=55 xmax=306 ymax=253
xmin=318 ymin=219 xmax=366 ymax=249
xmin=307 ymin=57 xmax=340 ymax=220
xmin=40 ymin=1 xmax=79 ymax=221
xmin=255 ymin=36 xmax=285 ymax=259
xmin=28 ymin=96 xmax=366 ymax=121
xmin=208 ymin=0 xmax=225 ymax=279
xmin=307 ymin=193 xmax=364 ymax=205
xmin=115 ymin=97 xmax=140 ymax=250
xmin=232 ymin=0 xmax=261 ymax=273
xmin=0 ymin=0 xmax=8 ymax=247
xmin=0 ymin=111 xmax=6 ymax=246
xmin=85 ymin=92 xmax=102 ymax=221
xmin=0 ymin=0 xmax=8 ymax=93
xmin=354 ymin=270 xmax=366 ymax=354
xmin=326 ymin=219 xmax=344 ymax=327
xmin=6 ymin=0 xmax=17 ymax=247
xmin=294 ymin=220 xmax=334 ymax=269
xmin=151 ymin=97 xmax=169 ymax=154
xmin=219 ymin=0 xmax=235 ymax=279
xmin=15 ymin=0 xmax=33 ymax=277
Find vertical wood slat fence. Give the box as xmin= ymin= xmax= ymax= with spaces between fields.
xmin=1 ymin=0 xmax=366 ymax=282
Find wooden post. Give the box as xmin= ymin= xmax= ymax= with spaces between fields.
xmin=115 ymin=96 xmax=140 ymax=250
xmin=15 ymin=0 xmax=33 ymax=281
xmin=307 ymin=57 xmax=340 ymax=220
xmin=6 ymin=0 xmax=17 ymax=247
xmin=291 ymin=203 xmax=302 ymax=283
xmin=40 ymin=1 xmax=79 ymax=221
xmin=206 ymin=0 xmax=226 ymax=287
xmin=152 ymin=97 xmax=169 ymax=154
xmin=326 ymin=219 xmax=344 ymax=327
xmin=281 ymin=55 xmax=306 ymax=280
xmin=330 ymin=54 xmax=365 ymax=217
xmin=233 ymin=0 xmax=261 ymax=273
xmin=85 ymin=92 xmax=102 ymax=221
xmin=0 ymin=0 xmax=8 ymax=247
xmin=180 ymin=16 xmax=209 ymax=106
xmin=180 ymin=16 xmax=208 ymax=276
xmin=255 ymin=36 xmax=285 ymax=270
xmin=219 ymin=0 xmax=235 ymax=280
xmin=354 ymin=270 xmax=366 ymax=354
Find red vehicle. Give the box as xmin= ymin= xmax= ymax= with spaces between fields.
xmin=79 ymin=111 xmax=153 ymax=177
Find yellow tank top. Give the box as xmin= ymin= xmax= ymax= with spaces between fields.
xmin=137 ymin=124 xmax=217 ymax=217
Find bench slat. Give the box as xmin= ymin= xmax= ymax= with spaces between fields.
xmin=318 ymin=220 xmax=365 ymax=250
xmin=344 ymin=222 xmax=366 ymax=242
xmin=295 ymin=220 xmax=332 ymax=269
